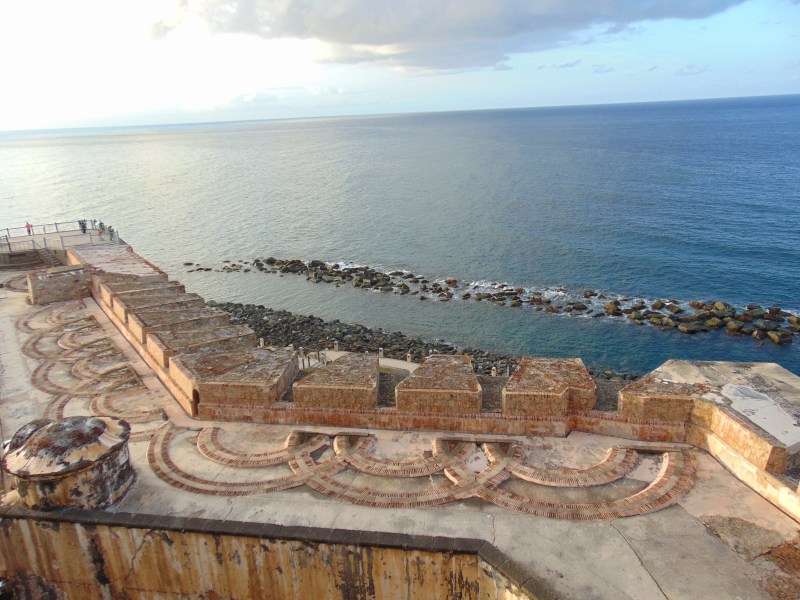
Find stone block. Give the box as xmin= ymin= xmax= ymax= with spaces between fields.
xmin=112 ymin=293 xmax=204 ymax=324
xmin=618 ymin=375 xmax=696 ymax=422
xmin=146 ymin=325 xmax=255 ymax=368
xmin=293 ymin=352 xmax=379 ymax=410
xmin=170 ymin=348 xmax=298 ymax=412
xmin=502 ymin=357 xmax=596 ymax=417
xmin=27 ymin=266 xmax=91 ymax=305
xmin=98 ymin=279 xmax=184 ymax=309
xmin=395 ymin=354 xmax=482 ymax=414
xmin=127 ymin=308 xmax=229 ymax=345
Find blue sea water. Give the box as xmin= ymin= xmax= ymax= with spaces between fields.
xmin=2 ymin=95 xmax=799 ymax=374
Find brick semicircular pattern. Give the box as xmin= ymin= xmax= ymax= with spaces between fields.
xmin=147 ymin=421 xmax=696 ymax=520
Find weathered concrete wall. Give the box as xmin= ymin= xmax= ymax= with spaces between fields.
xmin=0 ymin=508 xmax=545 ymax=600
xmin=691 ymin=400 xmax=788 ymax=473
xmin=0 ymin=249 xmax=40 ymax=267
xmin=687 ymin=425 xmax=800 ymax=523
xmin=27 ymin=267 xmax=91 ymax=305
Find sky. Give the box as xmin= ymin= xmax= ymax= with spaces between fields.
xmin=0 ymin=0 xmax=798 ymax=131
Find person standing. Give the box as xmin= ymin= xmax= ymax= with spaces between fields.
xmin=25 ymin=222 xmax=32 ymax=235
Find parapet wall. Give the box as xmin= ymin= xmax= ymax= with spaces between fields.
xmin=0 ymin=506 xmax=544 ymax=600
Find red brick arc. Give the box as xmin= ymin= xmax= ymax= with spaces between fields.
xmin=145 ymin=421 xmax=696 ymax=519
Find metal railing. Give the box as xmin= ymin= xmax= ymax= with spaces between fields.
xmin=2 ymin=221 xmax=82 ymax=239
xmin=0 ymin=220 xmax=121 ymax=254
xmin=5 ymin=239 xmax=36 ymax=252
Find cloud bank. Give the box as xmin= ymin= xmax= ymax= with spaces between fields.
xmin=155 ymin=0 xmax=747 ymax=69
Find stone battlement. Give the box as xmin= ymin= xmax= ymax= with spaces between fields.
xmin=21 ymin=242 xmax=800 ymax=521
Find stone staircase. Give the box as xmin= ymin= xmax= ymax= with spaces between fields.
xmin=37 ymin=247 xmax=59 ymax=267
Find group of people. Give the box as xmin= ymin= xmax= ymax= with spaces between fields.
xmin=23 ymin=219 xmax=116 ymax=241
xmin=76 ymin=218 xmax=115 ymax=240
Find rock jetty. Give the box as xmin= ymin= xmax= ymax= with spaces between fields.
xmin=189 ymin=257 xmax=799 ymax=346
xmin=209 ymin=301 xmax=637 ymax=381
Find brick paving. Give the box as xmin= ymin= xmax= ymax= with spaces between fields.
xmin=146 ymin=420 xmax=695 ymax=518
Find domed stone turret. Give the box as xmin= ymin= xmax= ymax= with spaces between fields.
xmin=1 ymin=416 xmax=135 ymax=510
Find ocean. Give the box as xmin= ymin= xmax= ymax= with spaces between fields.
xmin=2 ymin=94 xmax=799 ymax=375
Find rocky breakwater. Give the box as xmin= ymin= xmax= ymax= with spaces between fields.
xmin=207 ymin=300 xmax=637 ymax=381
xmin=187 ymin=257 xmax=799 ymax=347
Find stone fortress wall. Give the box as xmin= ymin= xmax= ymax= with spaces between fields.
xmin=20 ymin=243 xmax=794 ymax=523
xmin=3 ymin=240 xmax=800 ymax=598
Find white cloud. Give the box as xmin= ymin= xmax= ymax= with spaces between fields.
xmin=153 ymin=0 xmax=748 ymax=70
xmin=0 ymin=0 xmax=325 ymax=129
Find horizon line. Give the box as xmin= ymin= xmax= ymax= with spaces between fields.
xmin=2 ymin=92 xmax=798 ymax=136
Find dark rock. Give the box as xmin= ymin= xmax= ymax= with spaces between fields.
xmin=768 ymin=331 xmax=793 ymax=344
xmin=726 ymin=321 xmax=744 ymax=332
xmin=763 ymin=313 xmax=785 ymax=323
xmin=666 ymin=303 xmax=683 ymax=314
